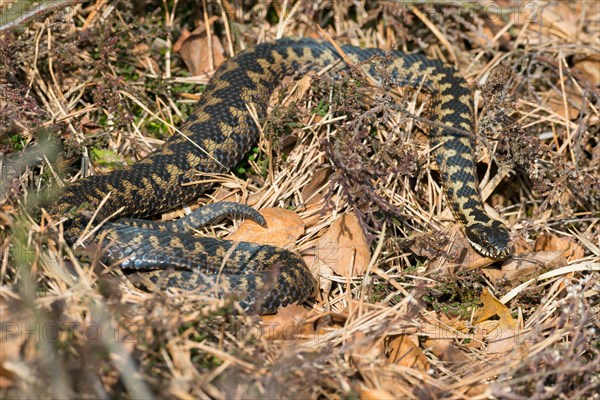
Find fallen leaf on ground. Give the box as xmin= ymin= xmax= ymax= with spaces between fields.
xmin=481 ymin=265 xmax=537 ymax=287
xmin=498 ymin=250 xmax=567 ymax=280
xmin=351 ymin=333 xmax=421 ymax=397
xmin=539 ymin=2 xmax=580 ymax=39
xmin=359 ymin=388 xmax=396 ymax=400
xmin=301 ymin=167 xmax=332 ymax=205
xmin=282 ymin=74 xmax=314 ymax=105
xmin=419 ymin=314 xmax=474 ymax=359
xmin=423 ymin=337 xmax=471 ymax=366
xmin=316 ymin=213 xmax=371 ymax=277
xmin=574 ymin=54 xmax=600 ymax=86
xmin=473 ymin=289 xmax=521 ymax=354
xmin=387 ymin=335 xmax=429 ymax=372
xmin=545 ymin=87 xmax=583 ymax=120
xmin=174 ymin=22 xmax=224 ymax=76
xmin=534 ymin=234 xmax=585 ymax=261
xmin=426 ymin=225 xmax=496 ymax=273
xmin=474 ymin=288 xmax=516 ymax=328
xmin=299 ymin=196 xmax=327 ymax=226
xmin=132 ymin=43 xmax=159 ymax=73
xmin=0 ymin=299 xmax=36 ymax=389
xmin=511 ymin=235 xmax=533 ymax=254
xmin=349 ymin=331 xmax=384 ymax=360
xmin=260 ymin=305 xmax=314 ymax=340
xmin=303 ymin=257 xmax=333 ymax=304
xmin=227 ymin=207 xmax=304 ymax=248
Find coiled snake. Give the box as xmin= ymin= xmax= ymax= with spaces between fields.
xmin=50 ymin=37 xmax=511 ymax=314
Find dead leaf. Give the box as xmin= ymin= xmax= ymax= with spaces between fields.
xmin=387 ymin=335 xmax=429 ymax=372
xmin=465 ymin=383 xmax=492 ymax=398
xmin=427 ymin=225 xmax=495 ymax=273
xmin=79 ymin=116 xmax=102 ymax=134
xmin=481 ymin=265 xmax=536 ymax=287
xmin=174 ymin=23 xmax=224 ymax=76
xmin=303 ymin=257 xmax=332 ymax=305
xmin=132 ymin=43 xmax=159 ymax=73
xmin=512 ymin=235 xmax=534 ymax=255
xmin=352 ymin=333 xmax=426 ymax=397
xmin=300 ymin=196 xmax=328 ymax=227
xmin=476 ymin=320 xmax=520 ymax=354
xmin=574 ymin=54 xmax=600 ymax=86
xmin=423 ymin=337 xmax=471 ymax=366
xmin=534 ymin=234 xmax=585 ymax=261
xmin=316 ymin=213 xmax=371 ymax=277
xmin=0 ymin=299 xmax=35 ymax=389
xmin=540 ymin=2 xmax=580 ymax=39
xmin=473 ymin=289 xmax=521 ymax=354
xmin=359 ymin=388 xmax=396 ymax=400
xmin=282 ymin=74 xmax=314 ymax=105
xmin=545 ymin=87 xmax=583 ymax=120
xmin=301 ymin=167 xmax=332 ymax=205
xmin=227 ymin=207 xmax=304 ymax=248
xmin=474 ymin=288 xmax=516 ymax=329
xmin=260 ymin=305 xmax=313 ymax=340
xmin=499 ymin=250 xmax=567 ymax=278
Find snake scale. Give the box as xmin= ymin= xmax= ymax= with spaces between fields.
xmin=49 ymin=37 xmax=511 ymax=314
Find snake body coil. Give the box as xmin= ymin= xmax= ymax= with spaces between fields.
xmin=50 ymin=37 xmax=511 ymax=314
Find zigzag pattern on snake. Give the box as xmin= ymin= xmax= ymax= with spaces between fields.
xmin=49 ymin=37 xmax=511 ymax=314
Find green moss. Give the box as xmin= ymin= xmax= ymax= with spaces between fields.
xmin=91 ymin=148 xmax=127 ymax=168
xmin=313 ymin=100 xmax=330 ymax=117
xmin=9 ymin=133 xmax=26 ymax=150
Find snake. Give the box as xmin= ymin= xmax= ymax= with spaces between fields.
xmin=49 ymin=37 xmax=511 ymax=314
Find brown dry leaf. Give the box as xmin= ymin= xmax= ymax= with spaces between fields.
xmin=534 ymin=234 xmax=585 ymax=261
xmin=473 ymin=289 xmax=520 ymax=354
xmin=499 ymin=250 xmax=567 ymax=279
xmin=79 ymin=116 xmax=102 ymax=134
xmin=481 ymin=268 xmax=508 ymax=285
xmin=316 ymin=213 xmax=371 ymax=277
xmin=427 ymin=225 xmax=495 ymax=272
xmin=539 ymin=2 xmax=580 ymax=39
xmin=421 ymin=313 xmax=478 ymax=362
xmin=574 ymin=54 xmax=600 ymax=86
xmin=300 ymin=196 xmax=327 ymax=226
xmin=520 ymin=2 xmax=579 ymax=45
xmin=227 ymin=207 xmax=304 ymax=248
xmin=474 ymin=288 xmax=516 ymax=328
xmin=0 ymin=300 xmax=34 ymax=388
xmin=260 ymin=304 xmax=313 ymax=341
xmin=469 ymin=16 xmax=510 ymax=48
xmin=481 ymin=264 xmax=537 ymax=287
xmin=349 ymin=331 xmax=385 ymax=360
xmin=512 ymin=235 xmax=534 ymax=255
xmin=304 ymin=257 xmax=333 ymax=303
xmin=481 ymin=241 xmax=552 ymax=285
xmin=0 ymin=329 xmax=17 ymax=387
xmin=387 ymin=335 xmax=429 ymax=372
xmin=301 ymin=167 xmax=332 ymax=205
xmin=132 ymin=43 xmax=159 ymax=73
xmin=465 ymin=383 xmax=492 ymax=398
xmin=350 ymin=334 xmax=412 ymax=397
xmin=358 ymin=388 xmax=396 ymax=400
xmin=545 ymin=87 xmax=583 ymax=120
xmin=423 ymin=337 xmax=471 ymax=366
xmin=476 ymin=319 xmax=520 ymax=354
xmin=282 ymin=74 xmax=314 ymax=105
xmin=174 ymin=23 xmax=224 ymax=76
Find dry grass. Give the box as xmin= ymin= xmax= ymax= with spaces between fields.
xmin=1 ymin=1 xmax=599 ymax=399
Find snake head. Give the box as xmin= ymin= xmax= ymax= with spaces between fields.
xmin=465 ymin=221 xmax=512 ymax=259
